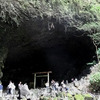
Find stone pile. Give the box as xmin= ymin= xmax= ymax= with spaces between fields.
xmin=0 ymin=63 xmax=100 ymax=100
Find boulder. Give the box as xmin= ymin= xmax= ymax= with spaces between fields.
xmin=84 ymin=94 xmax=93 ymax=100
xmin=20 ymin=85 xmax=30 ymax=97
xmin=84 ymin=97 xmax=93 ymax=100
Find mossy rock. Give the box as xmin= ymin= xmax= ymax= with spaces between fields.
xmin=58 ymin=92 xmax=67 ymax=98
xmin=47 ymin=97 xmax=52 ymax=100
xmin=67 ymin=93 xmax=74 ymax=100
xmin=74 ymin=94 xmax=84 ymax=100
xmin=62 ymin=92 xmax=67 ymax=97
xmin=21 ymin=98 xmax=27 ymax=100
xmin=40 ymin=95 xmax=44 ymax=100
xmin=58 ymin=92 xmax=63 ymax=97
xmin=83 ymin=94 xmax=92 ymax=98
xmin=40 ymin=96 xmax=49 ymax=100
xmin=68 ymin=97 xmax=74 ymax=100
xmin=53 ymin=97 xmax=57 ymax=100
xmin=57 ymin=96 xmax=61 ymax=100
xmin=67 ymin=93 xmax=73 ymax=97
xmin=84 ymin=94 xmax=93 ymax=100
xmin=42 ymin=97 xmax=49 ymax=100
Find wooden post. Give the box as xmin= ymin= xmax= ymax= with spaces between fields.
xmin=47 ymin=72 xmax=49 ymax=86
xmin=34 ymin=73 xmax=36 ymax=89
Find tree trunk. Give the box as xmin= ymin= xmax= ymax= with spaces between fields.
xmin=93 ymin=40 xmax=99 ymax=63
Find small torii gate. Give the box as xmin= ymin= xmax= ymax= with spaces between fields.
xmin=32 ymin=71 xmax=52 ymax=88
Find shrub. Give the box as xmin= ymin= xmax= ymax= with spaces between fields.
xmin=89 ymin=72 xmax=100 ymax=92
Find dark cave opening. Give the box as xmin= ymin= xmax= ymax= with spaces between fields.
xmin=2 ymin=33 xmax=96 ymax=87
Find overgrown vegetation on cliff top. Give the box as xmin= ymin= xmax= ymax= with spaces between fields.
xmin=0 ymin=0 xmax=100 ymax=27
xmin=0 ymin=0 xmax=100 ymax=51
xmin=0 ymin=0 xmax=100 ymax=54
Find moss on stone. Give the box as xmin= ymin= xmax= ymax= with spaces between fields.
xmin=67 ymin=93 xmax=74 ymax=100
xmin=74 ymin=94 xmax=84 ymax=100
xmin=67 ymin=93 xmax=72 ymax=97
xmin=83 ymin=94 xmax=92 ymax=98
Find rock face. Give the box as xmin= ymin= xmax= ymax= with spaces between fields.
xmin=0 ymin=0 xmax=99 ymax=85
xmin=3 ymin=32 xmax=95 ymax=84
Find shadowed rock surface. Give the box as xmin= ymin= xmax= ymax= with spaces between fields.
xmin=0 ymin=0 xmax=99 ymax=85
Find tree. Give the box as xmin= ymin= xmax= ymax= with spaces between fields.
xmin=89 ymin=32 xmax=100 ymax=62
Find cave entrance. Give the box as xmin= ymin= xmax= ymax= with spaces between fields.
xmin=33 ymin=71 xmax=52 ymax=88
xmin=2 ymin=33 xmax=96 ymax=85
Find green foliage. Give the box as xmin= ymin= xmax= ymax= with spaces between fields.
xmin=91 ymin=4 xmax=100 ymax=12
xmin=0 ymin=0 xmax=99 ymax=28
xmin=79 ymin=22 xmax=100 ymax=33
xmin=97 ymin=48 xmax=100 ymax=60
xmin=90 ymin=4 xmax=100 ymax=19
xmin=90 ymin=33 xmax=100 ymax=45
xmin=74 ymin=94 xmax=84 ymax=100
xmin=79 ymin=22 xmax=100 ymax=60
xmin=89 ymin=72 xmax=100 ymax=91
xmin=77 ymin=3 xmax=100 ymax=57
